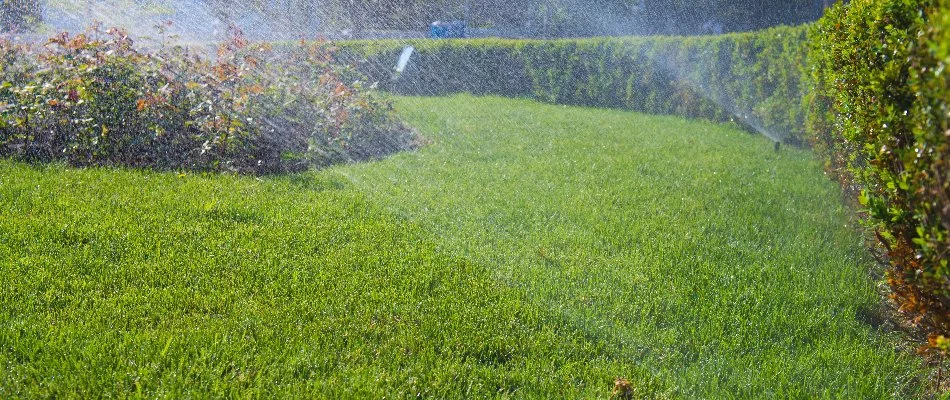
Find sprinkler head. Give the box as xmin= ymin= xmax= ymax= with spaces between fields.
xmin=774 ymin=141 xmax=781 ymax=152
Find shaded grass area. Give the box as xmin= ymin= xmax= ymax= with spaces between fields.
xmin=0 ymin=95 xmax=926 ymax=397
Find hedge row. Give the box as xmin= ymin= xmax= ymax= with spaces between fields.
xmin=0 ymin=29 xmax=416 ymax=174
xmin=809 ymin=0 xmax=950 ymax=348
xmin=333 ymin=26 xmax=810 ymax=145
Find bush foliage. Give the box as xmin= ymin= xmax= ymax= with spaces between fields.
xmin=0 ymin=27 xmax=416 ymax=174
xmin=809 ymin=0 xmax=950 ymax=348
xmin=335 ymin=27 xmax=810 ymax=144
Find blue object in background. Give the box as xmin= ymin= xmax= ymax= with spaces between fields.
xmin=430 ymin=21 xmax=466 ymax=39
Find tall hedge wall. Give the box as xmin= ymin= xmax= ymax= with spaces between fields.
xmin=809 ymin=0 xmax=950 ymax=347
xmin=334 ymin=26 xmax=810 ymax=145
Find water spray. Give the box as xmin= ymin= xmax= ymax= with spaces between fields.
xmin=393 ymin=45 xmax=415 ymax=80
xmin=650 ymin=51 xmax=788 ymax=148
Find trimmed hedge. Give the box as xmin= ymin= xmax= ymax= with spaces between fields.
xmin=334 ymin=26 xmax=810 ymax=144
xmin=809 ymin=0 xmax=950 ymax=347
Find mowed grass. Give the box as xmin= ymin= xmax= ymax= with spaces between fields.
xmin=0 ymin=95 xmax=926 ymax=398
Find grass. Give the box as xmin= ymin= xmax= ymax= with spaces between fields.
xmin=0 ymin=95 xmax=927 ymax=398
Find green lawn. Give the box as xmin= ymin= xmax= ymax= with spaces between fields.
xmin=0 ymin=95 xmax=926 ymax=398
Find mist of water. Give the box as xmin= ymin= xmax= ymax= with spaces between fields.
xmin=652 ymin=53 xmax=786 ymax=144
xmin=395 ymin=46 xmax=414 ymax=74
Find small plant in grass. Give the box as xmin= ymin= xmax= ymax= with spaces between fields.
xmin=611 ymin=377 xmax=635 ymax=400
xmin=0 ymin=25 xmax=416 ymax=174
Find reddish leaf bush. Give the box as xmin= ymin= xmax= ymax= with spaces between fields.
xmin=0 ymin=26 xmax=416 ymax=174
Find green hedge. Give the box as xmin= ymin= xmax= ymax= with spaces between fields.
xmin=334 ymin=26 xmax=810 ymax=144
xmin=809 ymin=0 xmax=950 ymax=346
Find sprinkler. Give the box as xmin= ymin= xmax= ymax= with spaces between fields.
xmin=393 ymin=45 xmax=414 ymax=78
xmin=774 ymin=141 xmax=781 ymax=152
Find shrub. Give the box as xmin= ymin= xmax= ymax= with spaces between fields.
xmin=911 ymin=5 xmax=950 ymax=351
xmin=333 ymin=28 xmax=810 ymax=144
xmin=0 ymin=39 xmax=32 ymax=126
xmin=808 ymin=0 xmax=950 ymax=347
xmin=0 ymin=27 xmax=416 ymax=174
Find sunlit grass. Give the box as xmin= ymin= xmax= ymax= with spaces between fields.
xmin=0 ymin=95 xmax=925 ymax=398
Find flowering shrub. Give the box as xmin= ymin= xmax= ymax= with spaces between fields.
xmin=0 ymin=26 xmax=416 ymax=174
